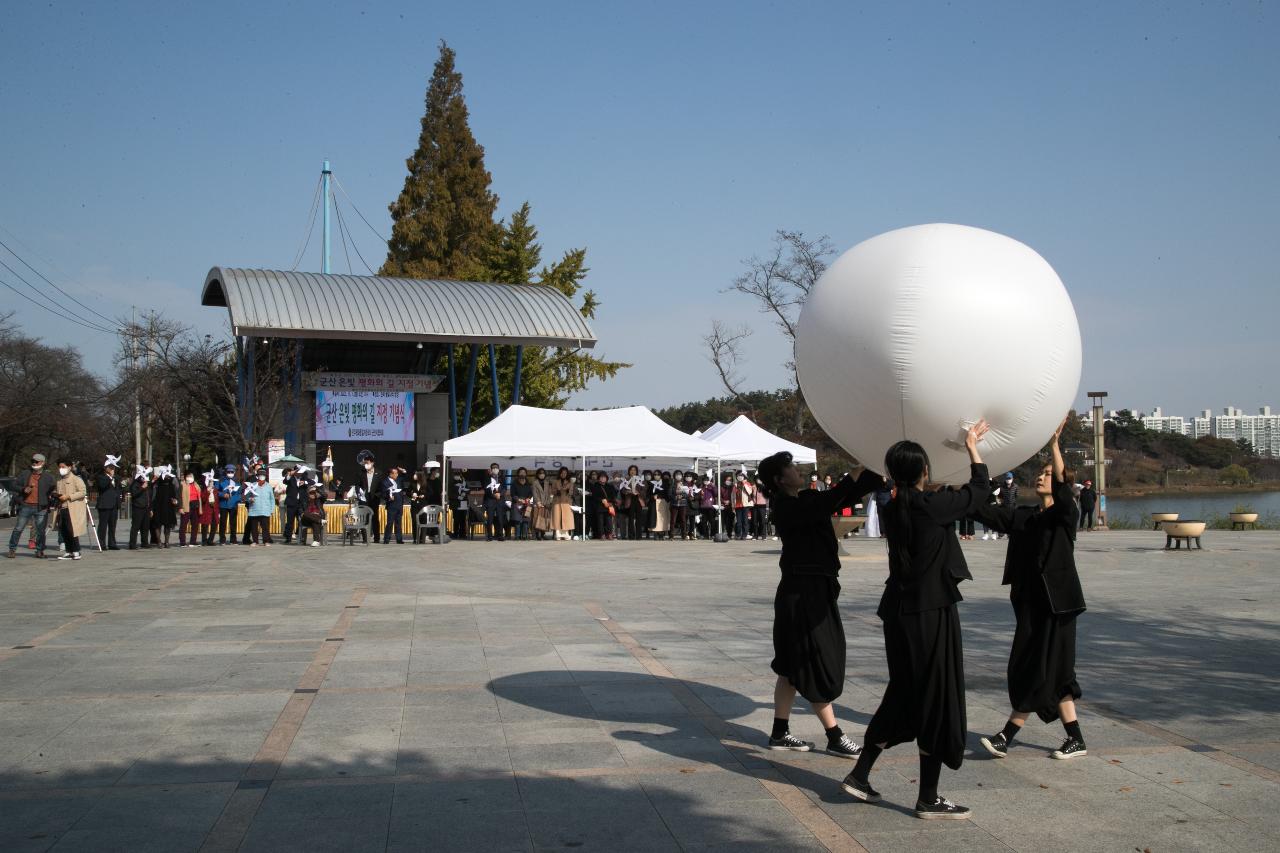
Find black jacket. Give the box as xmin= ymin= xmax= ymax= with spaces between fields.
xmin=284 ymin=476 xmax=304 ymax=508
xmin=95 ymin=473 xmax=122 ymax=510
xmin=977 ymin=476 xmax=1086 ymax=615
xmin=771 ymin=470 xmax=883 ymax=577
xmin=17 ymin=467 xmax=56 ymax=509
xmin=129 ymin=477 xmax=152 ymax=509
xmin=588 ymin=480 xmax=616 ymax=508
xmin=361 ymin=470 xmax=382 ymax=504
xmin=1078 ymin=486 xmax=1096 ymax=511
xmin=878 ymin=464 xmax=991 ymax=617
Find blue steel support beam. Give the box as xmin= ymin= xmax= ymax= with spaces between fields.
xmin=461 ymin=344 xmax=479 ymax=435
xmin=488 ymin=344 xmax=502 ymax=418
xmin=512 ymin=345 xmax=524 ymax=407
xmin=447 ymin=347 xmax=458 ymax=438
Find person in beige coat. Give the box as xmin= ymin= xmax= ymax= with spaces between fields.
xmin=53 ymin=459 xmax=89 ymax=561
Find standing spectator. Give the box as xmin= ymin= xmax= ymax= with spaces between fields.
xmin=651 ymin=472 xmax=672 ymax=539
xmin=588 ymin=471 xmax=616 ymax=540
xmin=245 ymin=470 xmax=275 ymax=546
xmin=409 ymin=466 xmax=429 ymax=543
xmin=996 ymin=472 xmax=1018 ymax=539
xmin=282 ymin=466 xmax=305 ymax=545
xmin=150 ymin=467 xmax=178 ymax=548
xmin=550 ymin=467 xmax=575 ymax=541
xmin=216 ymin=465 xmax=241 ymax=545
xmin=357 ymin=451 xmax=383 ymax=543
xmin=5 ymin=453 xmax=55 ymax=559
xmin=53 ymin=459 xmax=88 ymax=561
xmin=719 ymin=473 xmax=736 ymax=538
xmin=809 ymin=474 xmax=822 ymax=491
xmin=672 ymin=471 xmax=692 ymax=540
xmin=733 ymin=472 xmax=757 ymax=540
xmin=382 ymin=466 xmax=406 ymax=544
xmin=511 ymin=468 xmax=534 ymax=541
xmin=177 ymin=469 xmax=203 ymax=547
xmin=94 ymin=457 xmax=123 ymax=550
xmin=482 ymin=463 xmax=507 ymax=542
xmin=127 ymin=465 xmax=153 ymax=550
xmin=698 ymin=474 xmax=716 ymax=539
xmin=530 ymin=468 xmax=552 ymax=540
xmin=619 ymin=465 xmax=641 ymax=540
xmin=752 ymin=472 xmax=770 ymax=539
xmin=1078 ymin=480 xmax=1097 ymax=531
xmin=199 ymin=472 xmax=218 ymax=546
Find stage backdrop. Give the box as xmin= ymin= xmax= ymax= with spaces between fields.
xmin=316 ymin=390 xmax=415 ymax=442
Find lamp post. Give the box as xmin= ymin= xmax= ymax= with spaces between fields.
xmin=1088 ymin=391 xmax=1108 ymax=528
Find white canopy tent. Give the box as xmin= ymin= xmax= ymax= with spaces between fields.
xmin=698 ymin=415 xmax=818 ymax=466
xmin=442 ymin=405 xmax=724 ymax=539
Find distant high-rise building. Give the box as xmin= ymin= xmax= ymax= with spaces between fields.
xmin=1141 ymin=406 xmax=1186 ymax=435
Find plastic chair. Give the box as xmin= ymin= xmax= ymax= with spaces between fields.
xmin=416 ymin=504 xmax=445 ymax=544
xmin=342 ymin=505 xmax=372 ymax=545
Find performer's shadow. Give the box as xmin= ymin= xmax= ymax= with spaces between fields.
xmin=488 ymin=671 xmax=904 ymax=812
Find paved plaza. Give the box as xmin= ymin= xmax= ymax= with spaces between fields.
xmin=0 ymin=528 xmax=1277 ymax=852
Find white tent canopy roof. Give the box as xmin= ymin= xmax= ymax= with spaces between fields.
xmin=698 ymin=415 xmax=817 ymax=465
xmin=443 ymin=405 xmax=720 ymax=470
xmin=699 ymin=421 xmax=731 ymax=441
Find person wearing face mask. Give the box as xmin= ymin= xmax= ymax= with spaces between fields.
xmin=510 ymin=468 xmax=534 ymax=541
xmin=719 ymin=473 xmax=736 ymax=538
xmin=281 ymin=466 xmax=305 ymax=545
xmin=380 ymin=466 xmax=406 ymax=544
xmin=530 ymin=468 xmax=551 ymax=540
xmin=245 ymin=470 xmax=275 ymax=546
xmin=618 ymin=465 xmax=640 ymax=540
xmin=550 ymin=467 xmax=575 ymax=541
xmin=752 ymin=471 xmax=771 ymax=539
xmin=150 ymin=467 xmax=179 ymax=548
xmin=199 ymin=471 xmax=219 ymax=546
xmin=587 ymin=471 xmax=616 ymax=540
xmin=698 ymin=474 xmax=716 ymax=539
xmin=651 ymin=472 xmax=672 ymax=539
xmin=482 ymin=463 xmax=507 ymax=542
xmin=357 ymin=451 xmax=383 ymax=543
xmin=733 ymin=472 xmax=756 ymax=540
xmin=53 ymin=459 xmax=89 ymax=561
xmin=94 ymin=457 xmax=124 ymax=551
xmin=671 ymin=471 xmax=691 ymax=540
xmin=6 ymin=453 xmax=56 ymax=559
xmin=127 ymin=465 xmax=153 ymax=550
xmin=177 ymin=469 xmax=204 ymax=547
xmin=215 ymin=465 xmax=242 ymax=545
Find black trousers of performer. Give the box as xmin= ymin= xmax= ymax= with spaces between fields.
xmin=366 ymin=498 xmax=382 ymax=542
xmin=59 ymin=509 xmax=80 ymax=555
xmin=593 ymin=510 xmax=613 ymax=539
xmin=97 ymin=509 xmax=118 ymax=549
xmin=383 ymin=504 xmax=404 ymax=544
xmin=484 ymin=501 xmax=506 ymax=541
xmin=129 ymin=508 xmax=151 ymax=548
xmin=283 ymin=505 xmax=301 ymax=542
xmin=218 ymin=506 xmax=237 ymax=543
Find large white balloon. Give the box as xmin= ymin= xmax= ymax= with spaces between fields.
xmin=796 ymin=224 xmax=1081 ymax=483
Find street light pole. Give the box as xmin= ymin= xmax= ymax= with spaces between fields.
xmin=1088 ymin=391 xmax=1108 ymax=528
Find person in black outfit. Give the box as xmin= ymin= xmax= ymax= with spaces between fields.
xmin=1078 ymin=479 xmax=1097 ymax=531
xmin=588 ymin=471 xmax=616 ymax=540
xmin=482 ymin=463 xmax=507 ymax=541
xmin=95 ymin=460 xmax=123 ymax=550
xmin=382 ymin=467 xmax=406 ymax=544
xmin=976 ymin=417 xmax=1089 ymax=761
xmin=357 ymin=451 xmax=383 ymax=543
xmin=756 ymin=451 xmax=883 ymax=760
xmin=128 ymin=468 xmax=152 ymax=549
xmin=150 ymin=470 xmax=179 ymax=547
xmin=842 ymin=420 xmax=991 ymax=821
xmin=281 ymin=467 xmax=304 ymax=544
xmin=510 ymin=468 xmax=535 ymax=540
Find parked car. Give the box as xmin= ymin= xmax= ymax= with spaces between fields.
xmin=0 ymin=477 xmax=18 ymax=517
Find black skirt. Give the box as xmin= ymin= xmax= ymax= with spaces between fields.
xmin=1008 ymin=587 xmax=1082 ymax=722
xmin=770 ymin=574 xmax=845 ymax=704
xmin=864 ymin=604 xmax=967 ymax=770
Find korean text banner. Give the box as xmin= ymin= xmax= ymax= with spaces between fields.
xmin=316 ymin=391 xmax=415 ymax=442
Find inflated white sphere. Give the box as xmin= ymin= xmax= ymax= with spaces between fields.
xmin=796 ymin=224 xmax=1081 ymax=483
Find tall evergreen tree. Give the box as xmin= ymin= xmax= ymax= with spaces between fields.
xmin=455 ymin=203 xmax=628 ymax=425
xmin=381 ymin=41 xmax=498 ymax=280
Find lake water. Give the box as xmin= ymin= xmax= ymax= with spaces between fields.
xmin=1105 ymin=490 xmax=1280 ymax=523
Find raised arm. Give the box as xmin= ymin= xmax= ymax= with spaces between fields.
xmin=815 ymin=467 xmax=883 ymax=516
xmin=1051 ymin=415 xmax=1066 ymax=483
xmin=921 ymin=420 xmax=993 ymax=525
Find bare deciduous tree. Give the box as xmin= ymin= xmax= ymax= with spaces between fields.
xmin=702 ymin=320 xmax=752 ymax=402
xmin=727 ymin=230 xmax=835 ymax=432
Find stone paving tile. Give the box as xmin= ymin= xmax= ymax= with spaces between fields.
xmin=238 ymin=781 xmax=395 ymax=853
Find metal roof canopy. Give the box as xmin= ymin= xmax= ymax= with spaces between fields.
xmin=201 ymin=267 xmax=597 ymax=348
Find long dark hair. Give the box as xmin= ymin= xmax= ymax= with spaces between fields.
xmin=755 ymin=451 xmax=792 ymax=499
xmin=883 ymin=441 xmax=931 ymax=573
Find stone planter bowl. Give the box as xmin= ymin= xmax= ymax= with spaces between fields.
xmin=1150 ymin=512 xmax=1180 ymax=523
xmin=1229 ymin=512 xmax=1259 ymax=523
xmin=1162 ymin=520 xmax=1206 ymax=537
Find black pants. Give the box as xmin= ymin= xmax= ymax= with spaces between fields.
xmin=484 ymin=501 xmax=506 ymax=540
xmin=752 ymin=506 xmax=768 ymax=538
xmin=956 ymin=517 xmax=975 ymax=536
xmin=365 ymin=499 xmax=382 ymax=541
xmin=283 ymin=505 xmax=301 ymax=542
xmin=593 ymin=510 xmax=613 ymax=539
xmin=97 ymin=508 xmax=118 ymax=548
xmin=626 ymin=504 xmax=643 ymax=540
xmin=129 ymin=507 xmax=151 ymax=548
xmin=1079 ymin=508 xmax=1094 ymax=530
xmin=299 ymin=519 xmax=324 ymax=545
xmin=672 ymin=505 xmax=689 ymax=538
xmin=247 ymin=516 xmax=272 ymax=544
xmin=383 ymin=503 xmax=404 ymax=543
xmin=59 ymin=509 xmax=81 ymax=555
xmin=218 ymin=506 xmax=237 ymax=542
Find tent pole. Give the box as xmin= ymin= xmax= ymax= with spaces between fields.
xmin=581 ymin=456 xmax=586 ymax=542
xmin=462 ymin=344 xmax=479 ymax=434
xmin=717 ymin=457 xmax=722 ymax=538
xmin=440 ymin=451 xmax=448 ymax=545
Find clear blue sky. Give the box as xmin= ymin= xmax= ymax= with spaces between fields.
xmin=2 ymin=1 xmax=1276 ymax=418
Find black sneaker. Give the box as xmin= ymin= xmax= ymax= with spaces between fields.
xmin=826 ymin=735 xmax=863 ymax=759
xmin=915 ymin=795 xmax=971 ymax=820
xmin=767 ymin=733 xmax=814 ymax=752
xmin=979 ymin=732 xmax=1009 ymax=758
xmin=840 ymin=772 xmax=881 ymax=802
xmin=1051 ymin=736 xmax=1087 ymax=759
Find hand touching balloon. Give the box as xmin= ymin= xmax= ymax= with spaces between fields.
xmin=965 ymin=419 xmax=990 ymax=465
